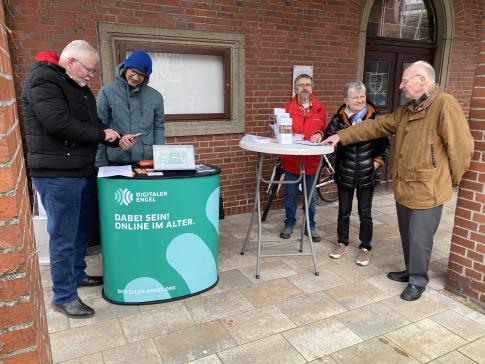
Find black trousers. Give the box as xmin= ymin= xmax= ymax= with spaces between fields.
xmin=396 ymin=202 xmax=443 ymax=287
xmin=337 ymin=185 xmax=374 ymax=250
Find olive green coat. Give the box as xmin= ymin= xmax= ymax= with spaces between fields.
xmin=338 ymin=86 xmax=474 ymax=209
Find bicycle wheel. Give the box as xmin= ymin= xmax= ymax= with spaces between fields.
xmin=316 ymin=154 xmax=338 ymax=202
xmin=262 ymin=182 xmax=278 ymax=222
xmin=262 ymin=163 xmax=284 ymax=222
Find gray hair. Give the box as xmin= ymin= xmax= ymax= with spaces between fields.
xmin=343 ymin=81 xmax=366 ymax=98
xmin=293 ymin=74 xmax=314 ymax=90
xmin=409 ymin=61 xmax=435 ymax=83
xmin=59 ymin=40 xmax=99 ymax=63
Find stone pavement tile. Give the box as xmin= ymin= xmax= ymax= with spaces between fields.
xmin=286 ymin=270 xmax=348 ymax=294
xmin=381 ymin=294 xmax=448 ymax=322
xmin=45 ymin=307 xmax=69 ymax=333
xmin=221 ymin=305 xmax=295 ymax=344
xmin=184 ymin=290 xmax=253 ymax=323
xmin=121 ymin=303 xmax=194 ymax=342
xmin=371 ymin=253 xmax=407 ymax=273
xmin=324 ymin=281 xmax=387 ymax=310
xmin=431 ymin=310 xmax=485 ymax=342
xmin=68 ymin=297 xmax=140 ymax=329
xmin=40 ymin=268 xmax=53 ymax=288
xmin=458 ymin=336 xmax=485 ymax=363
xmin=214 ymin=269 xmax=254 ymax=293
xmin=365 ymin=274 xmax=407 ymax=299
xmin=154 ymin=321 xmax=236 ymax=363
xmin=102 ymin=339 xmax=162 ymax=364
xmin=324 ymin=260 xmax=385 ymax=282
xmin=50 ymin=319 xmax=126 ymax=362
xmin=76 ymin=285 xmax=104 ymax=302
xmin=428 ymin=350 xmax=478 ymax=364
xmin=466 ymin=310 xmax=485 ymax=328
xmin=282 ymin=317 xmax=362 ymax=361
xmin=307 ymin=356 xmax=338 ymax=363
xmin=446 ymin=299 xmax=481 ymax=317
xmin=60 ymin=352 xmax=104 ymax=364
xmin=240 ymin=259 xmax=298 ymax=282
xmin=330 ymin=337 xmax=419 ymax=364
xmin=277 ymin=291 xmax=347 ymax=325
xmin=385 ymin=318 xmax=467 ymax=362
xmin=218 ymin=250 xmax=257 ymax=272
xmin=427 ymin=271 xmax=448 ymax=290
xmin=188 ymin=354 xmax=222 ymax=363
xmin=240 ymin=278 xmax=303 ymax=307
xmin=217 ymin=334 xmax=306 ymax=364
xmin=336 ymin=302 xmax=410 ymax=340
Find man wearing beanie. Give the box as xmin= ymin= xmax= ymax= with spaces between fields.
xmin=96 ymin=50 xmax=165 ymax=166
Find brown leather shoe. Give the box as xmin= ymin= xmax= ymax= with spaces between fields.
xmin=53 ymin=299 xmax=95 ymax=317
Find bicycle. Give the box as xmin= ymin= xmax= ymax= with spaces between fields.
xmin=261 ymin=152 xmax=338 ymax=222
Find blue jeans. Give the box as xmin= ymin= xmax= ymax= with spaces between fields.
xmin=283 ymin=172 xmax=316 ymax=229
xmin=32 ymin=177 xmax=94 ymax=304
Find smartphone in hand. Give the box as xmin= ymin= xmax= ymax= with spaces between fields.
xmin=129 ymin=133 xmax=143 ymax=142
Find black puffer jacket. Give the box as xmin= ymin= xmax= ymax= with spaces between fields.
xmin=22 ymin=61 xmax=114 ymax=177
xmin=324 ymin=102 xmax=391 ymax=189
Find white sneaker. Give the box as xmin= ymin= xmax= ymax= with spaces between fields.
xmin=329 ymin=243 xmax=349 ymax=259
xmin=356 ymin=248 xmax=371 ymax=266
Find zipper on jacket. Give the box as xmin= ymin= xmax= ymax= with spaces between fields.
xmin=430 ymin=144 xmax=436 ymax=168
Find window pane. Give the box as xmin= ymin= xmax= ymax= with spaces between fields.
xmin=364 ymin=60 xmax=390 ymax=107
xmin=136 ymin=52 xmax=224 ymax=114
xmin=367 ymin=0 xmax=434 ymax=42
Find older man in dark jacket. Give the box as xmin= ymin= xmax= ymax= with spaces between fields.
xmin=22 ymin=40 xmax=124 ymax=317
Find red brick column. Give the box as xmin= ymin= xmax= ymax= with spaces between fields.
xmin=0 ymin=3 xmax=52 ymax=363
xmin=447 ymin=15 xmax=485 ymax=309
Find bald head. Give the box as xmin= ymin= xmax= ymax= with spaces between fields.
xmin=400 ymin=61 xmax=436 ymax=100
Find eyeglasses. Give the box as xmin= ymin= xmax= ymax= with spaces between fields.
xmin=127 ymin=68 xmax=146 ymax=79
xmin=347 ymin=95 xmax=366 ymax=101
xmin=74 ymin=58 xmax=97 ymax=76
xmin=400 ymin=74 xmax=422 ymax=85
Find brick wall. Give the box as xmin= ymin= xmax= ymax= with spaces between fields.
xmin=4 ymin=0 xmax=484 ymax=215
xmin=447 ymin=14 xmax=485 ymax=309
xmin=0 ymin=2 xmax=52 ymax=363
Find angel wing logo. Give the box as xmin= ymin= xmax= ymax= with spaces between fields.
xmin=114 ymin=188 xmax=133 ymax=206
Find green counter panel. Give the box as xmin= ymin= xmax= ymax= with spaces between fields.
xmin=97 ymin=172 xmax=219 ymax=304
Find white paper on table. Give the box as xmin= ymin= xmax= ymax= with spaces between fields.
xmin=97 ymin=165 xmax=133 ymax=178
xmin=294 ymin=140 xmax=321 ymax=146
xmin=242 ymin=134 xmax=273 ymax=144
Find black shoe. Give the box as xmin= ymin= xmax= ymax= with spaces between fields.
xmin=77 ymin=275 xmax=103 ymax=287
xmin=304 ymin=229 xmax=321 ymax=242
xmin=400 ymin=284 xmax=425 ymax=301
xmin=387 ymin=270 xmax=409 ymax=282
xmin=53 ymin=299 xmax=95 ymax=317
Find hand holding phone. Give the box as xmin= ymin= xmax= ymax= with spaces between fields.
xmin=129 ymin=132 xmax=143 ymax=141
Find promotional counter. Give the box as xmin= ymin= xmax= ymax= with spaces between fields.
xmin=97 ymin=165 xmax=220 ymax=304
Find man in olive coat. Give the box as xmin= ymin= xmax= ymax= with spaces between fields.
xmin=321 ymin=61 xmax=474 ymax=301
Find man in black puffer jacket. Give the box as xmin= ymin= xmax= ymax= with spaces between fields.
xmin=22 ymin=40 xmax=126 ymax=318
xmin=322 ymin=81 xmax=390 ymax=266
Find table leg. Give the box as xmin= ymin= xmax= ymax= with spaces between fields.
xmin=300 ymin=155 xmax=323 ymax=276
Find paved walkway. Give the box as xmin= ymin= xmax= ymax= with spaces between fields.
xmin=42 ymin=186 xmax=485 ymax=363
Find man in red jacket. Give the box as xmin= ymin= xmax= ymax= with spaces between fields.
xmin=280 ymin=74 xmax=327 ymax=242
